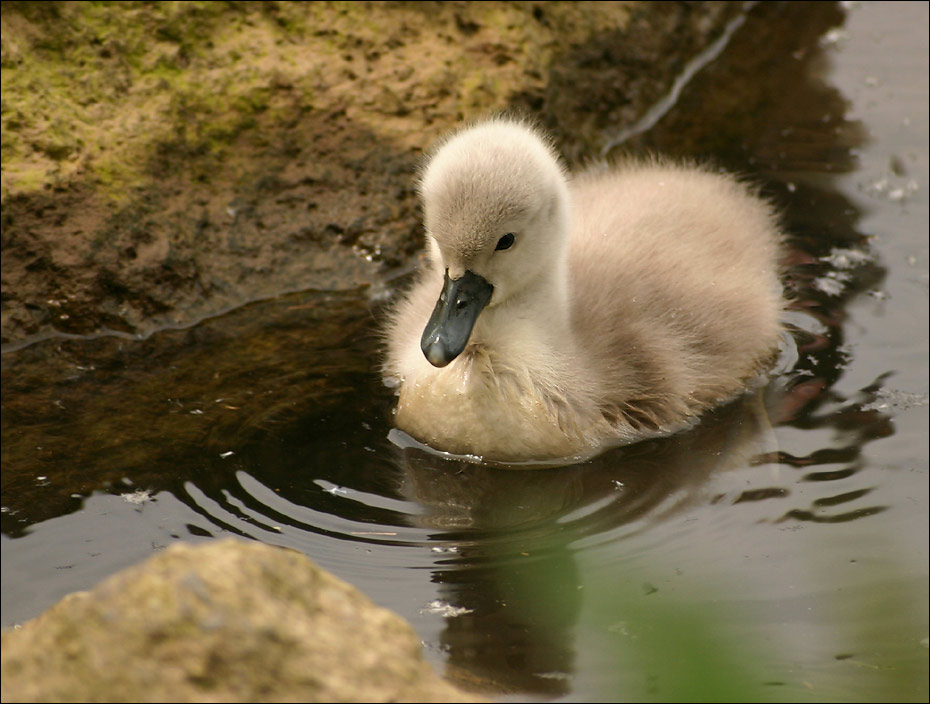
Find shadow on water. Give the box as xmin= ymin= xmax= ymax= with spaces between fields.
xmin=0 ymin=287 xmax=381 ymax=535
xmin=2 ymin=1 xmax=926 ymax=701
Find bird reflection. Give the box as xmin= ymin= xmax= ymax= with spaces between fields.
xmin=393 ymin=388 xmax=780 ymax=696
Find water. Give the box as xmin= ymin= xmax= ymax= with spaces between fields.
xmin=2 ymin=2 xmax=927 ymax=701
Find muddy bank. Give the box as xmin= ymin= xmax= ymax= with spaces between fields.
xmin=1 ymin=1 xmax=743 ymax=347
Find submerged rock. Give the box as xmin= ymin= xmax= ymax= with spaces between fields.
xmin=0 ymin=539 xmax=484 ymax=703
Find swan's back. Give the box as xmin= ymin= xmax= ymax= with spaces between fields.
xmin=568 ymin=161 xmax=783 ymax=431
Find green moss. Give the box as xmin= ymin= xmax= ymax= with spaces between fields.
xmin=1 ymin=1 xmax=291 ymax=201
xmin=1 ymin=1 xmax=639 ymax=202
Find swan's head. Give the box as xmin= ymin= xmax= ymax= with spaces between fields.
xmin=417 ymin=119 xmax=570 ymax=367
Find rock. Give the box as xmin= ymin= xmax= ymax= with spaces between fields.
xmin=0 ymin=539 xmax=484 ymax=703
xmin=0 ymin=1 xmax=743 ymax=346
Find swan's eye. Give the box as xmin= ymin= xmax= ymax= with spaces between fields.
xmin=495 ymin=233 xmax=515 ymax=251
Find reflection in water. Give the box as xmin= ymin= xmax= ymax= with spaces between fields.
xmin=396 ymin=393 xmax=775 ymax=695
xmin=2 ymin=1 xmax=927 ymax=701
xmin=0 ymin=288 xmax=380 ymax=535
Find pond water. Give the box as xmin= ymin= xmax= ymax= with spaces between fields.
xmin=2 ymin=2 xmax=927 ymax=701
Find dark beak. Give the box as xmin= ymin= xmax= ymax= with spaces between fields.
xmin=420 ymin=269 xmax=494 ymax=367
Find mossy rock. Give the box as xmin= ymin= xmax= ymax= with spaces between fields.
xmin=0 ymin=1 xmax=741 ymax=345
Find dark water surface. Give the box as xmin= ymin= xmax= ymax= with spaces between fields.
xmin=2 ymin=3 xmax=927 ymax=702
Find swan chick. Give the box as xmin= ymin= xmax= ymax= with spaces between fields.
xmin=384 ymin=119 xmax=784 ymax=463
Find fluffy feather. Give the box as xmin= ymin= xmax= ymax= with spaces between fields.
xmin=384 ymin=118 xmax=784 ymax=463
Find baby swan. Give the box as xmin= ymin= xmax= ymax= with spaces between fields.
xmin=384 ymin=119 xmax=784 ymax=463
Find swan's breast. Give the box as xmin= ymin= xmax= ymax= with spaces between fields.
xmin=394 ymin=348 xmax=599 ymax=462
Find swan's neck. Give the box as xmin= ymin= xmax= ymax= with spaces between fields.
xmin=475 ymin=252 xmax=574 ymax=360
